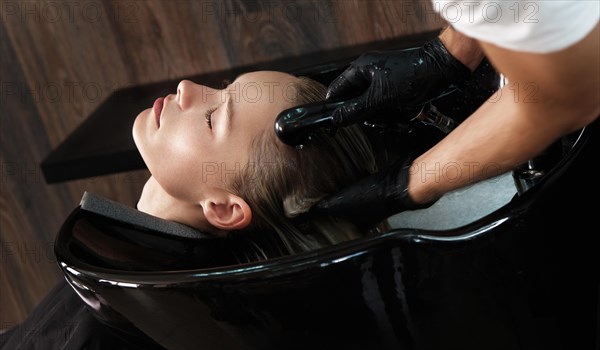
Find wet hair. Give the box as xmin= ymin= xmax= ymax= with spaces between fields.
xmin=227 ymin=76 xmax=379 ymax=262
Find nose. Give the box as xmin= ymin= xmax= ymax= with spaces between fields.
xmin=176 ymin=80 xmax=192 ymax=109
xmin=176 ymin=79 xmax=219 ymax=110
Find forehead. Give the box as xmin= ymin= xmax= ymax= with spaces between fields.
xmin=231 ymin=71 xmax=301 ymax=106
xmin=236 ymin=70 xmax=298 ymax=85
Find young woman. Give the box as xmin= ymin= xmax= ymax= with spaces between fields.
xmin=1 ymin=71 xmax=381 ymax=350
xmin=133 ymin=70 xmax=379 ymax=260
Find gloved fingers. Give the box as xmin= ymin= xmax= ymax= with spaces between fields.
xmin=326 ymin=63 xmax=374 ymax=100
xmin=330 ymin=94 xmax=375 ymax=126
xmin=332 ymin=72 xmax=406 ymax=126
xmin=306 ymin=184 xmax=375 ymax=229
xmin=326 ymin=73 xmax=354 ymax=100
xmin=306 ymin=167 xmax=398 ymax=230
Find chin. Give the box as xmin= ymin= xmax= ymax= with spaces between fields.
xmin=132 ymin=109 xmax=150 ymax=151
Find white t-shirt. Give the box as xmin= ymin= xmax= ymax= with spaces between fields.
xmin=432 ymin=1 xmax=599 ymax=53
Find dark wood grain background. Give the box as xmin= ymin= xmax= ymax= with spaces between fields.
xmin=0 ymin=0 xmax=444 ymax=328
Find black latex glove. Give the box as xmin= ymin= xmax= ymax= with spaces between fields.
xmin=304 ymin=157 xmax=436 ymax=230
xmin=327 ymin=37 xmax=471 ymax=126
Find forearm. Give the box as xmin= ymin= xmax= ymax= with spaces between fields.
xmin=409 ymin=24 xmax=599 ymax=204
xmin=409 ymin=82 xmax=597 ymax=204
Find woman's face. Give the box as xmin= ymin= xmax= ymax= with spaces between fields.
xmin=133 ymin=71 xmax=299 ymax=204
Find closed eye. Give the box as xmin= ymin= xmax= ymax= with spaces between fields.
xmin=205 ymin=106 xmax=217 ymax=129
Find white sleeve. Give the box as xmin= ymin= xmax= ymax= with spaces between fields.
xmin=431 ymin=1 xmax=599 ymax=53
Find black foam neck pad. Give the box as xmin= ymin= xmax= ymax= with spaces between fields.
xmin=79 ymin=191 xmax=212 ymax=240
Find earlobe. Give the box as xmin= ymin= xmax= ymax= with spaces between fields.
xmin=202 ymin=194 xmax=252 ymax=231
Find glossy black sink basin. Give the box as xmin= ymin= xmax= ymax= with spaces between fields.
xmin=54 ymin=52 xmax=599 ymax=350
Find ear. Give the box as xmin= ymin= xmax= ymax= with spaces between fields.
xmin=201 ymin=193 xmax=252 ymax=231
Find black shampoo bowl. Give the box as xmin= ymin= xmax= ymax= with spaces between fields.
xmin=55 ymin=119 xmax=599 ymax=350
xmin=54 ymin=55 xmax=599 ymax=350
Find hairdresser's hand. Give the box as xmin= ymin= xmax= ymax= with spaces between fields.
xmin=306 ymin=158 xmax=436 ymax=229
xmin=327 ymin=37 xmax=471 ymax=126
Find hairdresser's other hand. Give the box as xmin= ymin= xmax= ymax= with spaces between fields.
xmin=326 ymin=37 xmax=471 ymax=126
xmin=306 ymin=158 xmax=435 ymax=229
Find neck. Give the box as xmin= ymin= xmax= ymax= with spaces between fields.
xmin=137 ymin=176 xmax=215 ymax=233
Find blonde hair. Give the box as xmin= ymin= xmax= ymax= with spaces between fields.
xmin=228 ymin=76 xmax=378 ymax=261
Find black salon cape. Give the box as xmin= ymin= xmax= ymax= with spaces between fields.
xmin=0 ymin=280 xmax=137 ymax=350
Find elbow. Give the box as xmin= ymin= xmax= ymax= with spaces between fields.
xmin=567 ymin=96 xmax=600 ymax=132
xmin=541 ymin=86 xmax=600 ymax=134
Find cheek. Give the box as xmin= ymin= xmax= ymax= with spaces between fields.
xmin=150 ymin=126 xmax=212 ymax=200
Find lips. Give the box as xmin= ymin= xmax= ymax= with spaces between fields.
xmin=153 ymin=97 xmax=165 ymax=127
